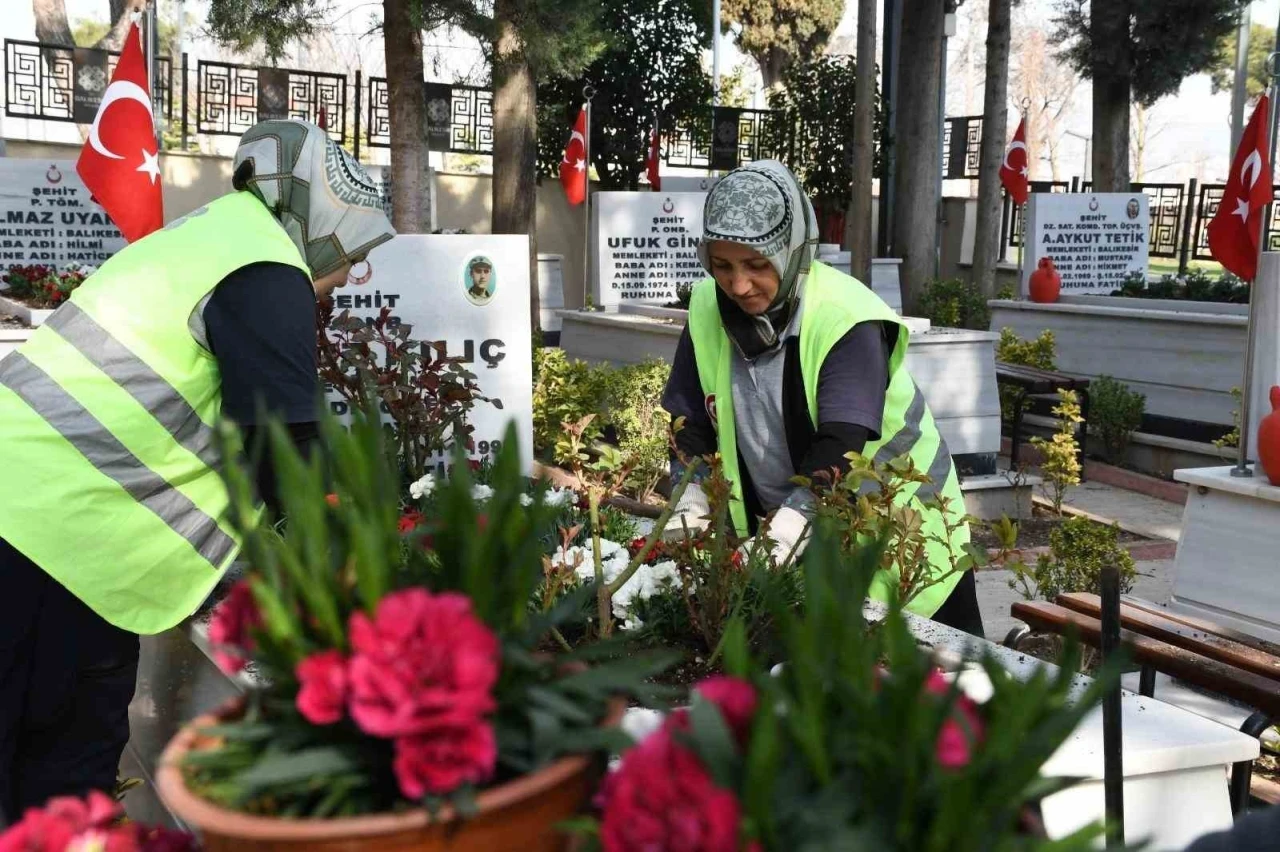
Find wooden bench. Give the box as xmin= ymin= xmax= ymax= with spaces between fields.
xmin=1006 ymin=594 xmax=1279 ymax=814
xmin=995 ymin=362 xmax=1090 ymax=479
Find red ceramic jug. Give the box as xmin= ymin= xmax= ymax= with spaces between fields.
xmin=1028 ymin=256 xmax=1062 ymax=303
xmin=1259 ymin=386 xmax=1280 ymax=486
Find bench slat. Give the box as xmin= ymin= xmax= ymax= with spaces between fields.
xmin=1057 ymin=593 xmax=1280 ymax=684
xmin=1011 ymin=600 xmax=1280 ymax=717
xmin=1119 ymin=595 xmax=1280 ymax=659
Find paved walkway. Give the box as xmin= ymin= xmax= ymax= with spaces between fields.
xmin=1055 ymin=479 xmax=1187 ymax=542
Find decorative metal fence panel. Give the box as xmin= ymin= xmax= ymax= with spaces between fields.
xmin=196 ymin=60 xmax=346 ymax=141
xmin=363 ymin=78 xmax=492 ymax=153
xmin=1076 ymin=181 xmax=1185 ymax=259
xmin=4 ymin=38 xmax=172 ymax=123
xmin=664 ymin=108 xmax=793 ymax=170
xmin=942 ymin=115 xmax=982 ymax=179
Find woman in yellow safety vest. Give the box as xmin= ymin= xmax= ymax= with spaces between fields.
xmin=0 ymin=119 xmax=394 ymax=817
xmin=660 ymin=160 xmax=983 ymax=636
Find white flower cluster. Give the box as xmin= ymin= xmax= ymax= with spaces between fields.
xmin=408 ymin=474 xmax=436 ymax=500
xmin=409 ymin=476 xmax=577 ymax=510
xmin=549 ymin=538 xmax=681 ymax=629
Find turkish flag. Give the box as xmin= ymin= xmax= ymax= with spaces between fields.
xmin=76 ymin=23 xmax=163 ymax=243
xmin=999 ymin=118 xmax=1030 ymax=205
xmin=1208 ymin=94 xmax=1272 ymax=281
xmin=646 ymin=123 xmax=661 ymax=191
xmin=560 ymin=106 xmax=588 ymax=205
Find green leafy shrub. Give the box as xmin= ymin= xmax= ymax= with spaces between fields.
xmin=995 ymin=328 xmax=1057 ymax=424
xmin=1031 ymin=389 xmax=1083 ymax=516
xmin=1113 ymin=269 xmax=1248 ymax=303
xmin=533 ymin=349 xmax=672 ymax=500
xmin=1089 ymin=376 xmax=1145 ymax=462
xmin=918 ymin=277 xmax=991 ymax=330
xmin=1009 ymin=516 xmax=1136 ymax=602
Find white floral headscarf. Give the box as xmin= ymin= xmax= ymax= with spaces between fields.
xmin=698 ymin=160 xmax=818 ymax=358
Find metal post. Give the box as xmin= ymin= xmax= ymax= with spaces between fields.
xmin=712 ymin=0 xmax=721 ymax=105
xmin=1100 ymin=559 xmax=1125 ymax=847
xmin=935 ymin=12 xmax=949 ymax=280
xmin=877 ymin=0 xmax=901 ymax=257
xmin=353 ymin=69 xmax=362 ymax=160
xmin=583 ymin=86 xmax=595 ymax=309
xmin=1235 ymin=51 xmax=1280 ymax=477
xmin=1231 ymin=7 xmax=1252 ymax=157
xmin=145 ymin=1 xmax=159 ymax=146
xmin=180 ymin=52 xmax=188 ymax=150
xmin=1179 ymin=177 xmax=1197 ymax=275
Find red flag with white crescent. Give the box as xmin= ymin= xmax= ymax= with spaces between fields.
xmin=1208 ymin=94 xmax=1272 ymax=281
xmin=646 ymin=123 xmax=661 ymax=191
xmin=999 ymin=118 xmax=1030 ymax=206
xmin=75 ymin=23 xmax=163 ymax=242
xmin=560 ymin=107 xmax=587 ymax=206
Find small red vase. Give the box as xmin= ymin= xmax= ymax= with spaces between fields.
xmin=1259 ymin=386 xmax=1280 ymax=486
xmin=1028 ymin=257 xmax=1062 ymax=303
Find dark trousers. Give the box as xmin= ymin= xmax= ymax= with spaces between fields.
xmin=0 ymin=538 xmax=139 ymax=825
xmin=930 ymin=569 xmax=985 ymax=639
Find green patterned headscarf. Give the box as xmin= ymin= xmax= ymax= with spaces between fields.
xmin=232 ymin=119 xmax=394 ymax=279
xmin=698 ymin=160 xmax=818 ymax=359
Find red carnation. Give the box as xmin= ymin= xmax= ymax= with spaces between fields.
xmin=692 ymin=676 xmax=757 ymax=744
xmin=295 ymin=650 xmax=349 ymax=725
xmin=924 ymin=670 xmax=985 ymax=770
xmin=398 ymin=510 xmax=424 ymax=534
xmin=392 ymin=721 xmax=498 ymax=798
xmin=207 ymin=580 xmax=262 ymax=675
xmin=347 ymin=589 xmax=500 ymax=738
xmin=599 ymin=729 xmax=748 ymax=852
xmin=0 ymin=791 xmax=124 ymax=852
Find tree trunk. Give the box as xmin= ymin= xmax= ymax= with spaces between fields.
xmin=892 ymin=0 xmax=945 ymax=314
xmin=846 ymin=0 xmax=877 ymax=284
xmin=492 ymin=0 xmax=540 ymax=332
xmin=33 ymin=0 xmax=73 ymax=46
xmin=94 ymin=0 xmax=146 ymax=50
xmin=758 ymin=46 xmax=788 ymax=91
xmin=971 ymin=0 xmax=1011 ymax=299
xmin=383 ymin=0 xmax=431 ymax=233
xmin=1091 ymin=1 xmax=1130 ymax=192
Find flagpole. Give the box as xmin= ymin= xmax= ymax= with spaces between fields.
xmin=1234 ymin=54 xmax=1280 ymax=477
xmin=145 ymin=0 xmax=159 ymax=146
xmin=1016 ymin=99 xmax=1029 ymax=291
xmin=583 ymin=85 xmax=595 ymax=311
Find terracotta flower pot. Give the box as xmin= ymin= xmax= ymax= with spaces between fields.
xmin=157 ymin=697 xmax=624 ymax=851
xmin=1028 ymin=257 xmax=1062 ymax=304
xmin=1258 ymin=386 xmax=1280 ymax=486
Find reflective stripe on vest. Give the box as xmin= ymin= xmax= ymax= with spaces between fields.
xmin=0 ymin=353 xmax=237 ymax=569
xmin=686 ymin=262 xmax=969 ymax=617
xmin=0 ymin=191 xmax=309 ymax=634
xmin=45 ymin=302 xmax=220 ymax=468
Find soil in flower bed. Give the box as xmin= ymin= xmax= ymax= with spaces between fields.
xmin=1 ymin=312 xmax=28 ymax=329
xmin=970 ymin=505 xmax=1149 ymax=554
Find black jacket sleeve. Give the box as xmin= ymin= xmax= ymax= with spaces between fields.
xmin=204 ymin=261 xmax=323 ymax=513
xmin=661 ymin=327 xmax=717 ymax=480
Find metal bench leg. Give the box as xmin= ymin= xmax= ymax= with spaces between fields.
xmin=1004 ymin=624 xmax=1031 ymax=649
xmin=1010 ymin=396 xmax=1024 ymax=468
xmin=1229 ymin=710 xmax=1274 ymax=816
xmin=1138 ymin=665 xmax=1157 ymax=698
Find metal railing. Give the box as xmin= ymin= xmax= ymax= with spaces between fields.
xmin=4 ymin=38 xmax=172 ymax=124
xmin=195 ymin=59 xmax=346 ymax=141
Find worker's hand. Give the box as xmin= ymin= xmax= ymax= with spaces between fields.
xmin=662 ymin=482 xmax=711 ymax=542
xmin=750 ymin=506 xmax=812 ymax=568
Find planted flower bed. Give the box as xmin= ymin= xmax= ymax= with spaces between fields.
xmin=0 ymin=263 xmax=95 ymax=326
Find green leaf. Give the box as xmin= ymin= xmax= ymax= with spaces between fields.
xmin=236 ymin=747 xmax=360 ymax=792
xmin=684 ymin=695 xmax=741 ymax=791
